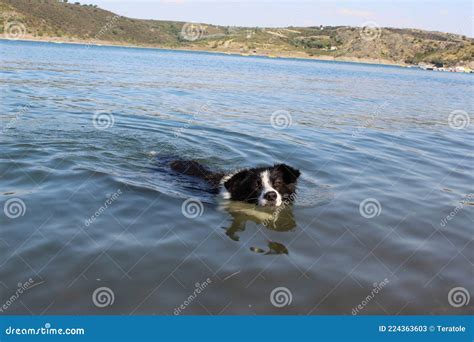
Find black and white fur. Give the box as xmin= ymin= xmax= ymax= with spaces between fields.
xmin=170 ymin=160 xmax=300 ymax=207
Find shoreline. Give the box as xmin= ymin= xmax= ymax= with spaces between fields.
xmin=0 ymin=35 xmax=406 ymax=68
xmin=2 ymin=35 xmax=472 ymax=72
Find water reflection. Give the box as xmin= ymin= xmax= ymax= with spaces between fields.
xmin=220 ymin=201 xmax=295 ymax=254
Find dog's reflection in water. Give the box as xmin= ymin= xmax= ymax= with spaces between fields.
xmin=219 ymin=201 xmax=296 ymax=255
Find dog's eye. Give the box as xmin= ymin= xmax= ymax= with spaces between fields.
xmin=273 ymin=180 xmax=282 ymax=187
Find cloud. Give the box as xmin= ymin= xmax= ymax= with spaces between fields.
xmin=336 ymin=7 xmax=375 ymax=19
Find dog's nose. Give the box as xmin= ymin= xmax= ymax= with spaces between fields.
xmin=264 ymin=191 xmax=277 ymax=201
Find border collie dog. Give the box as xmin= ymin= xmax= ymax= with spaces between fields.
xmin=170 ymin=160 xmax=300 ymax=207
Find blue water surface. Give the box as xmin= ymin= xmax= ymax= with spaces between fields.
xmin=0 ymin=40 xmax=472 ymax=315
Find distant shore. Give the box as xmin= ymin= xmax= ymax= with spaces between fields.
xmin=0 ymin=35 xmax=405 ymax=67
xmin=2 ymin=35 xmax=472 ymax=72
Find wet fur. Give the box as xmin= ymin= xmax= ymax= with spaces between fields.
xmin=170 ymin=160 xmax=300 ymax=206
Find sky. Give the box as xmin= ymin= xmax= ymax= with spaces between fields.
xmin=86 ymin=0 xmax=473 ymax=37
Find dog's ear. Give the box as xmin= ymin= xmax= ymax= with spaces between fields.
xmin=275 ymin=164 xmax=300 ymax=184
xmin=224 ymin=170 xmax=250 ymax=192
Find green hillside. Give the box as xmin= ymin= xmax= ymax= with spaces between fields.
xmin=1 ymin=0 xmax=473 ymax=67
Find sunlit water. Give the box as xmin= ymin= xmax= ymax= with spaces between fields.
xmin=0 ymin=40 xmax=472 ymax=315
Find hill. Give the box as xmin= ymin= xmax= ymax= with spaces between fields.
xmin=0 ymin=0 xmax=473 ymax=67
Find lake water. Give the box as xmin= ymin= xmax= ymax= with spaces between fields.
xmin=0 ymin=40 xmax=472 ymax=315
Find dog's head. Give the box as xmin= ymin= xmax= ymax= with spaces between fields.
xmin=223 ymin=164 xmax=300 ymax=207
